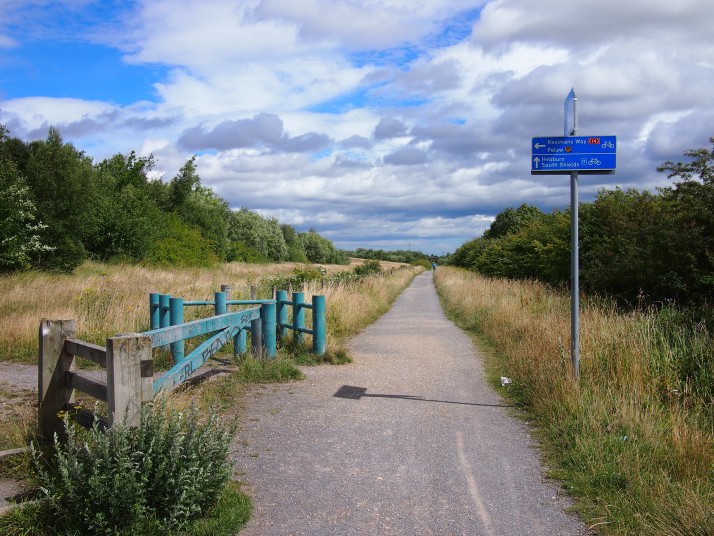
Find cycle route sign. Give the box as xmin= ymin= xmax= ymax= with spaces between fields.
xmin=531 ymin=135 xmax=616 ymax=175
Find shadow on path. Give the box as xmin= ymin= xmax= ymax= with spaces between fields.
xmin=333 ymin=384 xmax=512 ymax=408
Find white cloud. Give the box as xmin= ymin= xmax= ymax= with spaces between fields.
xmin=1 ymin=0 xmax=713 ymax=253
xmin=253 ymin=0 xmax=488 ymax=49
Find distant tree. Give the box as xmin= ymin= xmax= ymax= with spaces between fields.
xmin=345 ymin=247 xmax=430 ymax=264
xmin=301 ymin=228 xmax=347 ymax=264
xmin=281 ymin=224 xmax=308 ymax=262
xmin=482 ymin=203 xmax=545 ymax=239
xmin=177 ymin=185 xmax=231 ymax=260
xmin=169 ymin=156 xmax=200 ymax=209
xmin=229 ymin=209 xmax=288 ymax=262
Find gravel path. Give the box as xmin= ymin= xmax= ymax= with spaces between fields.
xmin=232 ymin=272 xmax=592 ymax=535
xmin=0 ymin=363 xmax=37 ymax=392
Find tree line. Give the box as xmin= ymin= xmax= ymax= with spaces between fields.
xmin=345 ymin=247 xmax=437 ymax=265
xmin=448 ymin=138 xmax=714 ymax=310
xmin=0 ymin=124 xmax=347 ymax=273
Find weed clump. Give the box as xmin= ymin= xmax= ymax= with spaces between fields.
xmin=29 ymin=398 xmax=232 ymax=535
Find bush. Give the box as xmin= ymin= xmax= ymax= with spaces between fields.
xmin=145 ymin=215 xmax=218 ymax=268
xmin=287 ymin=244 xmax=308 ymax=263
xmin=261 ymin=265 xmax=326 ymax=291
xmin=353 ymin=259 xmax=382 ymax=276
xmin=411 ymin=259 xmax=432 ymax=269
xmin=30 ymin=399 xmax=232 ymax=535
xmin=227 ymin=241 xmax=271 ymax=264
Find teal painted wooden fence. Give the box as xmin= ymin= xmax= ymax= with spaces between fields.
xmin=150 ymin=288 xmax=326 ymax=363
xmin=38 ymin=288 xmax=326 ymax=435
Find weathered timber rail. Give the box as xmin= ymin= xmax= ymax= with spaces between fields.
xmin=38 ymin=288 xmax=326 ymax=439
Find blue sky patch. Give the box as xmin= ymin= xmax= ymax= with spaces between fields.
xmin=0 ymin=41 xmax=165 ymax=104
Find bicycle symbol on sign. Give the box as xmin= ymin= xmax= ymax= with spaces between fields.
xmin=601 ymin=140 xmax=614 ymax=149
xmin=588 ymin=157 xmax=601 ymax=165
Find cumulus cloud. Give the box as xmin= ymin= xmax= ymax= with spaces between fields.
xmin=374 ymin=118 xmax=408 ymax=139
xmin=177 ymin=113 xmax=332 ymax=154
xmin=472 ymin=0 xmax=714 ymax=50
xmin=383 ymin=145 xmax=429 ymax=166
xmin=340 ymin=135 xmax=372 ymax=149
xmin=252 ymin=0 xmax=488 ymax=50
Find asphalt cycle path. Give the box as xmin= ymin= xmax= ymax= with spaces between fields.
xmin=232 ymin=272 xmax=592 ymax=535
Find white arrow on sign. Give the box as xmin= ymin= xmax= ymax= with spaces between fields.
xmin=534 ymin=142 xmax=545 ymax=149
xmin=534 ymin=156 xmax=541 ymax=168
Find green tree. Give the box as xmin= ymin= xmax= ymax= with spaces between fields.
xmin=178 ymin=186 xmax=231 ymax=260
xmin=580 ymin=189 xmax=665 ymax=303
xmin=0 ymin=158 xmax=52 ymax=270
xmin=482 ymin=203 xmax=545 ymax=239
xmin=301 ymin=228 xmax=347 ymax=264
xmin=169 ymin=156 xmax=201 ymax=209
xmin=229 ymin=209 xmax=288 ymax=262
xmin=281 ymin=224 xmax=308 ymax=262
xmin=23 ymin=128 xmax=98 ymax=271
xmin=656 ymin=138 xmax=714 ymax=304
xmin=88 ymin=153 xmax=164 ymax=262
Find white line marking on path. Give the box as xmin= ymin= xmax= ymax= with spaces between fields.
xmin=456 ymin=430 xmax=495 ymax=536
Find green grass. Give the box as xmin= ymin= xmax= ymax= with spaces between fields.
xmin=279 ymin=339 xmax=352 ymax=366
xmin=0 ymin=482 xmax=251 ymax=536
xmin=233 ymin=355 xmax=304 ymax=384
xmin=183 ymin=481 xmax=252 ymax=536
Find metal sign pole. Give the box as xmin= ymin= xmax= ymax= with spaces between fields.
xmin=533 ymin=89 xmax=617 ymax=381
xmin=565 ymin=89 xmax=580 ymax=381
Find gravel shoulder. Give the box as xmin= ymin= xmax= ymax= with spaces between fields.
xmin=232 ymin=272 xmax=593 ymax=535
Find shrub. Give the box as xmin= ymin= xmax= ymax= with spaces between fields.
xmin=30 ymin=399 xmax=232 ymax=535
xmin=287 ymin=244 xmax=308 ymax=263
xmin=227 ymin=241 xmax=271 ymax=264
xmin=353 ymin=259 xmax=382 ymax=276
xmin=145 ymin=214 xmax=218 ymax=268
xmin=411 ymin=259 xmax=432 ymax=269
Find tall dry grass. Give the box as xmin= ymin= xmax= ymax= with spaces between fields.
xmin=435 ymin=267 xmax=713 ymax=535
xmin=0 ymin=261 xmax=421 ymax=363
xmin=0 ymin=261 xmax=351 ymax=363
xmin=302 ymin=266 xmax=422 ymax=345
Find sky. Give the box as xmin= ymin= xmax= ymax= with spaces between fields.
xmin=1 ymin=0 xmax=713 ymax=255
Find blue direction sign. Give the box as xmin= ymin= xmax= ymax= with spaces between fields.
xmin=531 ymin=135 xmax=616 ymax=175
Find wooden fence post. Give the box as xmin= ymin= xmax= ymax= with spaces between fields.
xmin=293 ymin=292 xmax=305 ymax=345
xmin=38 ymin=319 xmax=76 ymax=441
xmin=276 ymin=290 xmax=289 ymax=340
xmin=169 ymin=297 xmax=184 ymax=363
xmin=106 ymin=333 xmax=152 ymax=428
xmin=215 ymin=291 xmax=227 ymax=315
xmin=234 ymin=328 xmax=247 ymax=356
xmin=220 ymin=284 xmax=231 ymax=300
xmin=312 ymin=295 xmax=326 ymax=355
xmin=149 ymin=293 xmax=160 ymax=329
xmin=251 ymin=319 xmax=263 ymax=357
xmin=261 ymin=302 xmax=277 ymax=358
